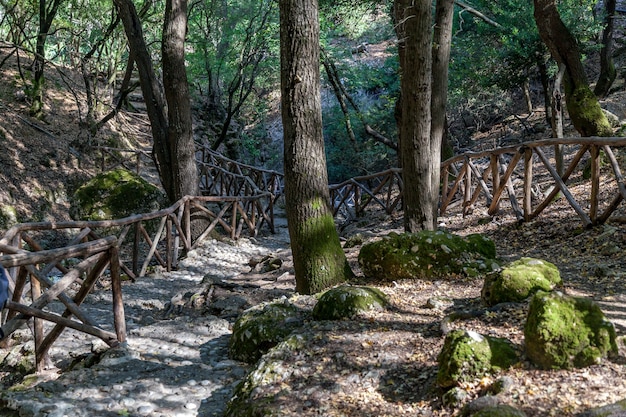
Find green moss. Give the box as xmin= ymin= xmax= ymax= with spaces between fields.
xmin=69 ymin=168 xmax=166 ymax=221
xmin=581 ymin=399 xmax=626 ymax=417
xmin=228 ymin=301 xmax=306 ymax=364
xmin=437 ymin=330 xmax=518 ymax=388
xmin=225 ymin=334 xmax=307 ymax=417
xmin=312 ymin=285 xmax=388 ymax=320
xmin=293 ymin=211 xmax=352 ymax=294
xmin=0 ymin=204 xmax=18 ymax=229
xmin=481 ymin=258 xmax=561 ymax=306
xmin=524 ymin=291 xmax=618 ymax=369
xmin=358 ymin=231 xmax=498 ymax=282
xmin=566 ymin=85 xmax=613 ymax=137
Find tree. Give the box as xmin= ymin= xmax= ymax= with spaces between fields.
xmin=113 ymin=0 xmax=198 ymax=203
xmin=279 ymin=0 xmax=353 ymax=294
xmin=30 ymin=0 xmax=63 ymax=118
xmin=395 ymin=0 xmax=442 ymax=232
xmin=533 ymin=0 xmax=612 ymax=137
xmin=187 ymin=0 xmax=278 ymax=160
xmin=431 ymin=0 xmax=455 ymax=160
xmin=594 ymin=0 xmax=616 ymax=98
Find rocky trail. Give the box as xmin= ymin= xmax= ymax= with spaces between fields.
xmin=0 ymin=217 xmax=294 ymax=417
xmin=3 ymin=203 xmax=626 ymax=416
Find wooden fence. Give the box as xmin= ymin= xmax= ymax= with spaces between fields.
xmin=0 ymin=236 xmax=126 ymax=372
xmin=0 ymin=195 xmax=273 ymax=282
xmin=439 ymin=137 xmax=626 ymax=227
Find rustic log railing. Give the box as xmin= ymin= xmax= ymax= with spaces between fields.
xmin=0 ymin=236 xmax=126 ymax=372
xmin=196 ymin=145 xmax=284 ymax=198
xmin=0 ymin=195 xmax=273 ymax=282
xmin=328 ymin=137 xmax=626 ymax=227
xmin=329 ymin=168 xmax=403 ymax=218
xmin=439 ymin=137 xmax=626 ymax=226
xmin=94 ymin=146 xmax=152 ymax=175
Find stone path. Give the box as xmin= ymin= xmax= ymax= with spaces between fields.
xmin=0 ymin=218 xmax=293 ymax=417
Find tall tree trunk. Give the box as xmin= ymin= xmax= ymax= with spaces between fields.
xmin=431 ymin=0 xmax=455 ymax=163
xmin=113 ymin=0 xmax=198 ymax=203
xmin=30 ymin=0 xmax=63 ymax=118
xmin=279 ymin=0 xmax=353 ymax=295
xmin=533 ymin=0 xmax=612 ymax=137
xmin=396 ymin=0 xmax=437 ymax=232
xmin=162 ymin=0 xmax=199 ymax=200
xmin=594 ymin=0 xmax=616 ymax=98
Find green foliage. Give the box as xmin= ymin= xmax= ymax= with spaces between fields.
xmin=449 ymin=0 xmax=603 ymax=118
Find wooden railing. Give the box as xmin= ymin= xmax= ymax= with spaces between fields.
xmin=196 ymin=146 xmax=284 ymax=199
xmin=0 ymin=237 xmax=126 ymax=372
xmin=439 ymin=137 xmax=626 ymax=227
xmin=329 ymin=168 xmax=403 ymax=218
xmin=0 ymin=195 xmax=273 ymax=282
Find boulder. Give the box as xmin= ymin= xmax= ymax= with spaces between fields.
xmin=358 ymin=231 xmax=498 ymax=282
xmin=0 ymin=204 xmax=18 ymax=229
xmin=481 ymin=257 xmax=561 ymax=306
xmin=437 ymin=329 xmax=519 ymax=388
xmin=69 ymin=168 xmax=166 ymax=221
xmin=524 ymin=291 xmax=618 ymax=369
xmin=228 ymin=299 xmax=306 ymax=364
xmin=470 ymin=405 xmax=527 ymax=417
xmin=577 ymin=399 xmax=626 ymax=416
xmin=312 ymin=285 xmax=388 ymax=320
xmin=225 ymin=333 xmax=307 ymax=417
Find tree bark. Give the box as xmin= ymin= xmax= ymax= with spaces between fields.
xmin=396 ymin=0 xmax=438 ymax=232
xmin=279 ymin=0 xmax=353 ymax=294
xmin=594 ymin=0 xmax=616 ymax=98
xmin=162 ymin=0 xmax=199 ymax=200
xmin=533 ymin=0 xmax=612 ymax=137
xmin=432 ymin=0 xmax=455 ymax=163
xmin=30 ymin=0 xmax=63 ymax=118
xmin=113 ymin=0 xmax=198 ymax=203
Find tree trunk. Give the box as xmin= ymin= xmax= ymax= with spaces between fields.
xmin=431 ymin=0 xmax=455 ymax=162
xmin=113 ymin=0 xmax=198 ymax=203
xmin=533 ymin=0 xmax=612 ymax=137
xmin=594 ymin=0 xmax=616 ymax=98
xmin=30 ymin=0 xmax=63 ymax=118
xmin=279 ymin=0 xmax=353 ymax=295
xmin=396 ymin=0 xmax=438 ymax=232
xmin=162 ymin=0 xmax=199 ymax=200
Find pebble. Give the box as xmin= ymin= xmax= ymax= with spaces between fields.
xmin=1 ymin=220 xmax=291 ymax=417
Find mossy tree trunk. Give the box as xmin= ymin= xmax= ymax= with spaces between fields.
xmin=279 ymin=0 xmax=353 ymax=295
xmin=533 ymin=0 xmax=612 ymax=137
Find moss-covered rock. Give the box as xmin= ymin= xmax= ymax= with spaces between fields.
xmin=312 ymin=285 xmax=388 ymax=320
xmin=481 ymin=258 xmax=561 ymax=306
xmin=437 ymin=329 xmax=519 ymax=388
xmin=69 ymin=168 xmax=166 ymax=221
xmin=577 ymin=398 xmax=626 ymax=417
xmin=228 ymin=300 xmax=307 ymax=364
xmin=524 ymin=291 xmax=618 ymax=369
xmin=225 ymin=333 xmax=307 ymax=417
xmin=0 ymin=204 xmax=18 ymax=229
xmin=471 ymin=405 xmax=527 ymax=417
xmin=358 ymin=231 xmax=498 ymax=282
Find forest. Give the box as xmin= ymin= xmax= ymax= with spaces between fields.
xmin=1 ymin=0 xmax=626 ymax=416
